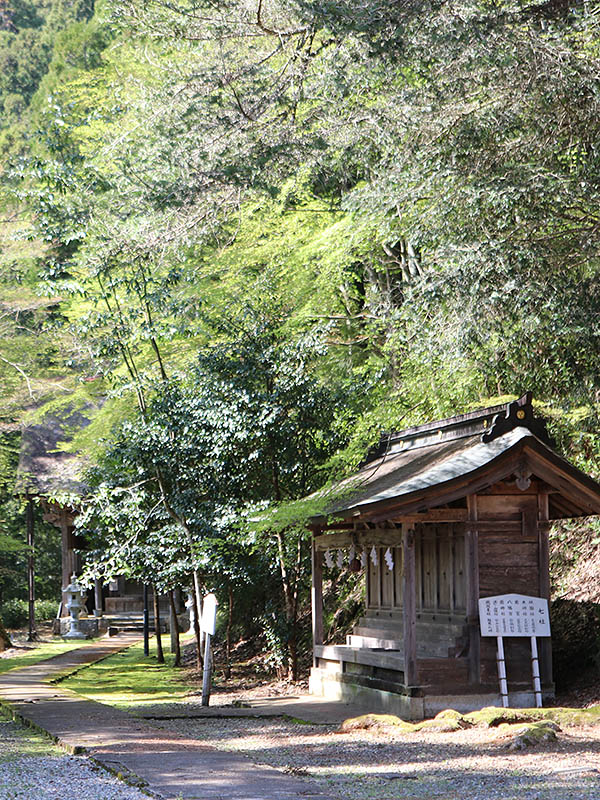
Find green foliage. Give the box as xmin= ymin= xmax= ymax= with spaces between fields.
xmin=0 ymin=638 xmax=87 ymax=673
xmin=63 ymin=638 xmax=191 ymax=709
xmin=0 ymin=0 xmax=95 ymax=135
xmin=0 ymin=598 xmax=58 ymax=628
xmin=4 ymin=0 xmax=600 ymax=661
xmin=551 ymin=598 xmax=600 ymax=691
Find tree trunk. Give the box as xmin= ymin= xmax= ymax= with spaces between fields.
xmin=275 ymin=529 xmax=300 ymax=680
xmin=0 ymin=617 xmax=11 ymax=652
xmin=26 ymin=497 xmax=37 ymax=642
xmin=168 ymin=589 xmax=181 ymax=667
xmin=191 ymin=581 xmax=202 ymax=669
xmin=225 ymin=582 xmax=233 ymax=679
xmin=152 ymin=584 xmax=165 ymax=664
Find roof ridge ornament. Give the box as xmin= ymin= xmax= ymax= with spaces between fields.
xmin=481 ymin=392 xmax=554 ymax=446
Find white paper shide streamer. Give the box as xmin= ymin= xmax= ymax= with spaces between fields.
xmin=336 ymin=549 xmax=344 ymax=569
xmin=370 ymin=546 xmax=378 ymax=566
xmin=384 ymin=547 xmax=394 ymax=572
xmin=360 ymin=549 xmax=367 ymax=567
xmin=324 ymin=549 xmax=334 ymax=569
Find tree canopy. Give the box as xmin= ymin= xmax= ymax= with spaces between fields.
xmin=2 ymin=0 xmax=600 ymax=653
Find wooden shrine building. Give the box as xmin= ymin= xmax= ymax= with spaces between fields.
xmin=16 ymin=405 xmax=147 ymax=617
xmin=16 ymin=407 xmax=92 ymax=615
xmin=309 ymin=394 xmax=600 ymax=718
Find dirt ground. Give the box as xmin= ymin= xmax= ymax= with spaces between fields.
xmin=149 ymin=644 xmax=600 ymax=800
xmin=4 ymin=631 xmax=600 ymax=800
xmin=149 ymin=712 xmax=600 ymax=800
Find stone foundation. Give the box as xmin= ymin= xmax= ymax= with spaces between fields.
xmin=309 ymin=666 xmax=553 ymax=720
xmin=53 ymin=617 xmax=108 ymax=638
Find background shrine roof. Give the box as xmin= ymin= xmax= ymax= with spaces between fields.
xmin=315 ymin=394 xmax=600 ymax=521
xmin=15 ymin=406 xmax=92 ymax=497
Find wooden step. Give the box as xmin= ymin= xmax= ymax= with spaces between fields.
xmin=347 ymin=634 xmax=403 ymax=650
xmin=356 ymin=618 xmax=465 ymax=638
xmin=357 ymin=618 xmax=403 ymax=634
xmin=365 ymin=609 xmax=403 ymax=621
xmin=354 ymin=624 xmax=403 ymax=638
xmin=315 ymin=644 xmax=405 ymax=671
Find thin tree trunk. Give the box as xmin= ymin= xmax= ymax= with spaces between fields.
xmin=275 ymin=530 xmax=297 ymax=679
xmin=191 ymin=582 xmax=202 ymax=669
xmin=225 ymin=582 xmax=233 ymax=679
xmin=152 ymin=584 xmax=165 ymax=664
xmin=168 ymin=589 xmax=181 ymax=667
xmin=26 ymin=497 xmax=37 ymax=642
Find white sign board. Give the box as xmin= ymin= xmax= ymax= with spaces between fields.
xmin=201 ymin=593 xmax=218 ymax=636
xmin=479 ymin=594 xmax=550 ymax=638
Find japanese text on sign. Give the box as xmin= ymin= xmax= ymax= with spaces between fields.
xmin=478 ymin=594 xmax=550 ymax=637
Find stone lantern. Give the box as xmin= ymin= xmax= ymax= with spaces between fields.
xmin=63 ymin=573 xmax=87 ymax=639
xmin=185 ymin=591 xmax=196 ymax=634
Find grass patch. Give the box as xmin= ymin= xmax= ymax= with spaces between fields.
xmin=63 ymin=636 xmax=195 ymax=711
xmin=0 ymin=716 xmax=63 ymax=763
xmin=0 ymin=639 xmax=90 ymax=675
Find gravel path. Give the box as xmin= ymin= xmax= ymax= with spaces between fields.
xmin=0 ymin=718 xmax=149 ymax=800
xmin=155 ymin=715 xmax=600 ymax=800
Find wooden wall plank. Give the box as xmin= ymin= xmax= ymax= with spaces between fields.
xmin=453 ymin=528 xmax=466 ymax=611
xmin=367 ymin=548 xmax=380 ymax=608
xmin=478 ymin=539 xmax=538 ymax=566
xmin=422 ymin=531 xmax=437 ymax=610
xmin=438 ymin=531 xmax=452 ymax=610
xmin=478 ymin=566 xmax=539 ymax=596
xmin=381 ymin=548 xmax=393 ymax=608
xmin=415 ymin=530 xmax=423 ymax=611
xmin=393 ymin=546 xmax=403 ymax=608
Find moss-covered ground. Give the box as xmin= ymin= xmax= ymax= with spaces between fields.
xmin=0 ymin=639 xmax=90 ymax=675
xmin=0 ymin=715 xmax=63 ymax=763
xmin=62 ymin=636 xmax=194 ymax=710
xmin=340 ymin=705 xmax=600 ymax=734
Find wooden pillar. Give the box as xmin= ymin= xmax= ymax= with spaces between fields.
xmin=311 ymin=533 xmax=324 ymax=666
xmin=537 ymin=492 xmax=552 ymax=685
xmin=402 ymin=524 xmax=417 ymax=686
xmin=466 ymin=494 xmax=480 ymax=684
xmin=94 ymin=579 xmax=103 ymax=616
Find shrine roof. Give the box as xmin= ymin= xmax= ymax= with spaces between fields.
xmin=313 ymin=395 xmax=600 ymax=522
xmin=15 ymin=406 xmax=93 ymax=497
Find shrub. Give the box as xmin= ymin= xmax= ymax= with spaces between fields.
xmin=551 ymin=598 xmax=600 ymax=690
xmin=36 ymin=599 xmax=59 ymax=621
xmin=0 ymin=598 xmax=60 ymax=628
xmin=0 ymin=599 xmax=27 ymax=629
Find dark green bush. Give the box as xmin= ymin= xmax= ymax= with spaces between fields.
xmin=0 ymin=598 xmax=60 ymax=628
xmin=551 ymin=598 xmax=600 ymax=691
xmin=0 ymin=599 xmax=27 ymax=628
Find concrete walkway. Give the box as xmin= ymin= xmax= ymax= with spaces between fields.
xmin=0 ymin=635 xmax=325 ymax=800
xmin=141 ymin=694 xmax=366 ymax=725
